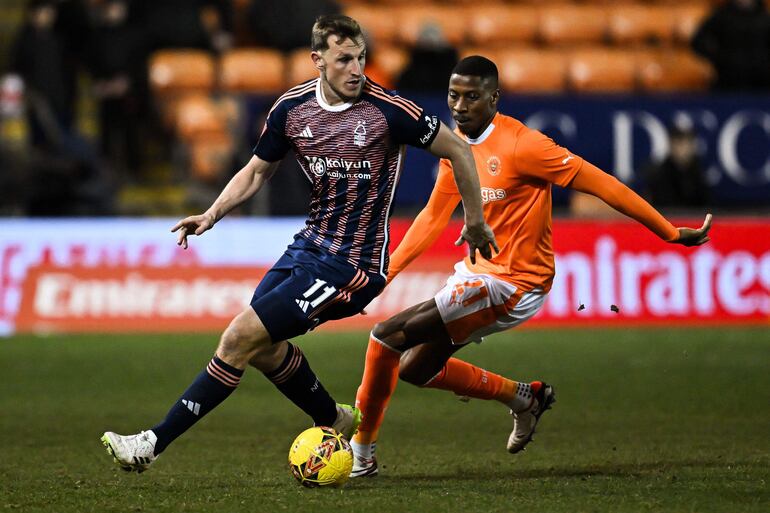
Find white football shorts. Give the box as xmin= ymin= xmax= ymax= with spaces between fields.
xmin=435 ymin=261 xmax=547 ymax=345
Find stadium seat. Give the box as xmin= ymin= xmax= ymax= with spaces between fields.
xmin=567 ymin=48 xmax=637 ymax=93
xmin=395 ymin=6 xmax=468 ymax=46
xmin=637 ymin=50 xmax=714 ymax=92
xmin=287 ymin=48 xmax=318 ymax=87
xmin=467 ymin=5 xmax=539 ymax=46
xmin=345 ymin=6 xmax=399 ymax=44
xmin=148 ymin=50 xmax=216 ymax=96
xmin=368 ymin=45 xmax=409 ymax=88
xmin=220 ymin=48 xmax=284 ymax=94
xmin=538 ymin=5 xmax=609 ymax=46
xmin=496 ymin=49 xmax=568 ymax=93
xmin=173 ymin=94 xmax=229 ymax=142
xmin=607 ymin=5 xmax=674 ymax=46
xmin=673 ymin=4 xmax=710 ymax=44
xmin=189 ymin=134 xmax=234 ymax=183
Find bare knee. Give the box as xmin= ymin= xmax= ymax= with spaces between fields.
xmin=217 ymin=309 xmax=271 ymax=369
xmin=372 ymin=320 xmax=405 ymax=349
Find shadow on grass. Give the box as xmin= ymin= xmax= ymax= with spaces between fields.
xmin=348 ymin=458 xmax=762 ymax=490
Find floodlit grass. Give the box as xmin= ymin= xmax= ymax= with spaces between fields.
xmin=1 ymin=327 xmax=768 ymax=512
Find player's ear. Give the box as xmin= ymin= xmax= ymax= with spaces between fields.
xmin=311 ymin=51 xmax=325 ymax=72
xmin=490 ymin=89 xmax=500 ymax=107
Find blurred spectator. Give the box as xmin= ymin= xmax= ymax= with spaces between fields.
xmin=396 ymin=23 xmax=458 ymax=92
xmin=83 ymin=0 xmax=151 ymax=178
xmin=139 ymin=0 xmax=233 ymax=53
xmin=9 ymin=0 xmax=79 ymax=148
xmin=692 ymin=0 xmax=770 ymax=91
xmin=643 ymin=123 xmax=710 ymax=208
xmin=249 ymin=0 xmax=340 ymax=52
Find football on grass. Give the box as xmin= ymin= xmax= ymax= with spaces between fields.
xmin=288 ymin=426 xmax=353 ymax=488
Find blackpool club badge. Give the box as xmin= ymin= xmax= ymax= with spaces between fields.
xmin=487 ymin=155 xmax=501 ymax=176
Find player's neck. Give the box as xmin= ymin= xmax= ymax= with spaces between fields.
xmin=319 ymin=79 xmax=350 ymax=107
xmin=465 ymin=113 xmax=497 ymax=140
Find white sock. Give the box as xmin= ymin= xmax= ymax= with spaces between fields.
xmin=351 ymin=441 xmax=375 ymax=460
xmin=507 ymin=382 xmax=535 ymax=413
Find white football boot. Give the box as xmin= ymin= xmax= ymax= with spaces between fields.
xmin=101 ymin=430 xmax=158 ymax=473
xmin=350 ymin=442 xmax=378 ymax=478
xmin=329 ymin=403 xmax=362 ymax=440
xmin=507 ymin=383 xmax=556 ymax=454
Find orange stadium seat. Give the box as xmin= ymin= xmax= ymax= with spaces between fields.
xmin=637 ymin=50 xmax=714 ymax=92
xmin=395 ymin=6 xmax=468 ymax=47
xmin=174 ymin=94 xmax=229 ymax=142
xmin=287 ymin=48 xmax=318 ymax=87
xmin=539 ymin=5 xmax=609 ymax=47
xmin=567 ymin=48 xmax=637 ymax=93
xmin=673 ymin=4 xmax=710 ymax=44
xmin=497 ymin=49 xmax=568 ymax=93
xmin=345 ymin=6 xmax=399 ymax=44
xmin=367 ymin=45 xmax=409 ymax=88
xmin=607 ymin=5 xmax=674 ymax=46
xmin=189 ymin=134 xmax=234 ymax=183
xmin=149 ymin=50 xmax=216 ymax=96
xmin=467 ymin=5 xmax=539 ymax=46
xmin=220 ymin=49 xmax=284 ymax=94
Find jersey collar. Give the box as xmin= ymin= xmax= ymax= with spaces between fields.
xmin=316 ymin=78 xmax=364 ymax=112
xmin=464 ymin=113 xmax=498 ymax=145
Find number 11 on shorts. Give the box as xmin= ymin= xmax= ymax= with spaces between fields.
xmin=303 ymin=279 xmax=337 ymax=308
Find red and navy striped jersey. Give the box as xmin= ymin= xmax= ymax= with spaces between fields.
xmin=254 ymin=77 xmax=440 ymax=278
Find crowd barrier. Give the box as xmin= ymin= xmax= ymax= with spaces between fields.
xmin=1 ymin=217 xmax=767 ymax=335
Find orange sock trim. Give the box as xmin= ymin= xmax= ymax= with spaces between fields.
xmin=352 ymin=335 xmax=400 ymax=445
xmin=424 ymin=357 xmax=518 ymax=404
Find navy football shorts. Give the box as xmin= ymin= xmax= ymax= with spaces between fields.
xmin=250 ymin=236 xmax=386 ymax=342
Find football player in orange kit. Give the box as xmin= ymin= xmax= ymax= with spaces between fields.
xmin=349 ymin=56 xmax=712 ymax=477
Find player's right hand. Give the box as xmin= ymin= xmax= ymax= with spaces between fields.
xmin=171 ymin=213 xmax=216 ymax=249
xmin=673 ymin=213 xmax=712 ymax=247
xmin=455 ymin=222 xmax=499 ymax=264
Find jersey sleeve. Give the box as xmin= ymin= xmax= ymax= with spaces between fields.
xmin=387 ymin=99 xmax=441 ymax=149
xmin=434 ymin=158 xmax=460 ymax=194
xmin=252 ymin=102 xmax=292 ymax=162
xmin=514 ymin=129 xmax=583 ymax=186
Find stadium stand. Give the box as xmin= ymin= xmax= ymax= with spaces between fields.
xmin=567 ymin=48 xmax=637 ymax=93
xmin=538 ymin=4 xmax=609 ymax=47
xmin=467 ymin=5 xmax=539 ymax=46
xmin=220 ymin=48 xmax=285 ymax=94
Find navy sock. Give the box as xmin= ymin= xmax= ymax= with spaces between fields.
xmin=264 ymin=343 xmax=337 ymax=426
xmin=151 ymin=355 xmax=243 ymax=455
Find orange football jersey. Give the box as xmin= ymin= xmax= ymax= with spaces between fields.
xmin=434 ymin=112 xmax=583 ymax=292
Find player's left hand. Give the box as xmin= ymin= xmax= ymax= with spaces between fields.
xmin=455 ymin=222 xmax=499 ymax=264
xmin=672 ymin=213 xmax=712 ymax=247
xmin=171 ymin=213 xmax=216 ymax=249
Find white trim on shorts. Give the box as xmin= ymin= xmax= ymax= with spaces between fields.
xmin=434 ymin=261 xmax=547 ymax=345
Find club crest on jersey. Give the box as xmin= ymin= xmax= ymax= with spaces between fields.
xmin=487 ymin=156 xmax=501 ymax=176
xmin=354 ymin=120 xmax=366 ymax=147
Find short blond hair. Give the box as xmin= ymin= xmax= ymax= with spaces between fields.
xmin=311 ymin=15 xmax=363 ymax=52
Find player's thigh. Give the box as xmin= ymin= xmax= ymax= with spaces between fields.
xmin=373 ymin=298 xmax=452 ymax=351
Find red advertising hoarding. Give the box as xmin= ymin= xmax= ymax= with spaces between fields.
xmin=11 ymin=218 xmax=769 ymax=334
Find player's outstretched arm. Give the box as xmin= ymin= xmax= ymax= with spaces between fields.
xmin=388 ymin=186 xmax=460 ymax=284
xmin=568 ymin=161 xmax=712 ymax=246
xmin=171 ymin=155 xmax=279 ymax=249
xmin=427 ymin=123 xmax=498 ymax=263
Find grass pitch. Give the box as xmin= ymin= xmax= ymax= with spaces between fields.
xmin=1 ymin=327 xmax=768 ymax=513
